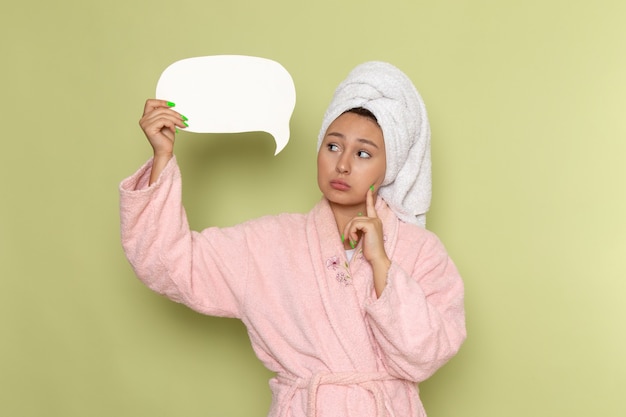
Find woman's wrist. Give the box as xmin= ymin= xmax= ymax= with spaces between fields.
xmin=372 ymin=257 xmax=391 ymax=297
xmin=153 ymin=150 xmax=173 ymax=161
xmin=149 ymin=153 xmax=173 ymax=185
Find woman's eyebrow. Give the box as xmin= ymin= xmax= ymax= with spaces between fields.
xmin=326 ymin=132 xmax=379 ymax=149
xmin=357 ymin=138 xmax=379 ymax=149
xmin=326 ymin=131 xmax=345 ymax=139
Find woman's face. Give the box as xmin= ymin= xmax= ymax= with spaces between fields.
xmin=317 ymin=112 xmax=386 ymax=209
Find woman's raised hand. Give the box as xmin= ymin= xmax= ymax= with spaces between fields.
xmin=139 ymin=99 xmax=188 ymax=185
xmin=342 ymin=187 xmax=391 ymax=297
xmin=139 ymin=99 xmax=188 ymax=157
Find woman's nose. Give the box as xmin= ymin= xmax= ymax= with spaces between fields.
xmin=336 ymin=154 xmax=350 ymax=174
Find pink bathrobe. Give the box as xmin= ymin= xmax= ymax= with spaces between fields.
xmin=119 ymin=157 xmax=466 ymax=417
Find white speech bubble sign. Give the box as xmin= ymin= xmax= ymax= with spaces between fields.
xmin=155 ymin=55 xmax=296 ymax=155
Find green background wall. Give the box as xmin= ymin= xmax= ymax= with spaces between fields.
xmin=2 ymin=1 xmax=625 ymax=416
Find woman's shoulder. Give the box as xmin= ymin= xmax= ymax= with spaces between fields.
xmin=397 ymin=219 xmax=437 ymax=238
xmin=396 ymin=220 xmax=448 ymax=253
xmin=237 ymin=211 xmax=308 ymax=237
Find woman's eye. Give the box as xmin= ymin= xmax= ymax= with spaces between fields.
xmin=357 ymin=150 xmax=371 ymax=159
xmin=327 ymin=144 xmax=339 ymax=152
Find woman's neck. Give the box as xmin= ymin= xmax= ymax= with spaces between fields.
xmin=328 ymin=201 xmax=366 ymax=249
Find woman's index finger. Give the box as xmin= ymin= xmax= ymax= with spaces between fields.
xmin=366 ymin=187 xmax=378 ymax=218
xmin=143 ymin=99 xmax=175 ymax=115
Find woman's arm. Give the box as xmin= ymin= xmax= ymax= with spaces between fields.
xmin=119 ymin=157 xmax=249 ymax=318
xmin=365 ymin=234 xmax=466 ymax=382
xmin=119 ymin=101 xmax=247 ymax=318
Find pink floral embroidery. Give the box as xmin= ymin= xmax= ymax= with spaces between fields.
xmin=336 ymin=271 xmax=351 ymax=286
xmin=326 ymin=256 xmax=352 ymax=286
xmin=326 ymin=256 xmax=340 ymax=271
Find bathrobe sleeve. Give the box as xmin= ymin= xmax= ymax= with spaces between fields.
xmin=364 ymin=229 xmax=466 ymax=383
xmin=119 ymin=157 xmax=248 ymax=318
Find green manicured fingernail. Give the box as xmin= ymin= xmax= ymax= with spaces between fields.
xmin=341 ymin=234 xmax=345 ymax=242
xmin=350 ymin=240 xmax=356 ymax=249
xmin=183 ymin=121 xmax=189 ymax=127
xmin=181 ymin=115 xmax=188 ymax=121
xmin=167 ymin=101 xmax=176 ymax=107
xmin=370 ymin=185 xmax=375 ymax=192
xmin=176 ymin=127 xmax=179 ymax=134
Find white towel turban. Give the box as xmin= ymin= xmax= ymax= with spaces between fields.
xmin=317 ymin=61 xmax=431 ymax=227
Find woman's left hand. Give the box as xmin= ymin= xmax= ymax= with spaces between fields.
xmin=343 ymin=188 xmax=391 ymax=296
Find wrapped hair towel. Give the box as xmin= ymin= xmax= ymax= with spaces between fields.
xmin=317 ymin=61 xmax=431 ymax=227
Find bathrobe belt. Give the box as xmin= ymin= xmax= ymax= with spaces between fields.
xmin=278 ymin=371 xmax=398 ymax=417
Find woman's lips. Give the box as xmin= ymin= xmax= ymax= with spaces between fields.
xmin=330 ymin=180 xmax=351 ymax=191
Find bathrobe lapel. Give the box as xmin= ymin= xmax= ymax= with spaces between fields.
xmin=305 ymin=198 xmax=399 ymax=369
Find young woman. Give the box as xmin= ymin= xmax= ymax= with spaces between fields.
xmin=120 ymin=61 xmax=466 ymax=417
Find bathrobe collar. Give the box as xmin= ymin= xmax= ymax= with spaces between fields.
xmin=305 ymin=197 xmax=399 ymax=369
